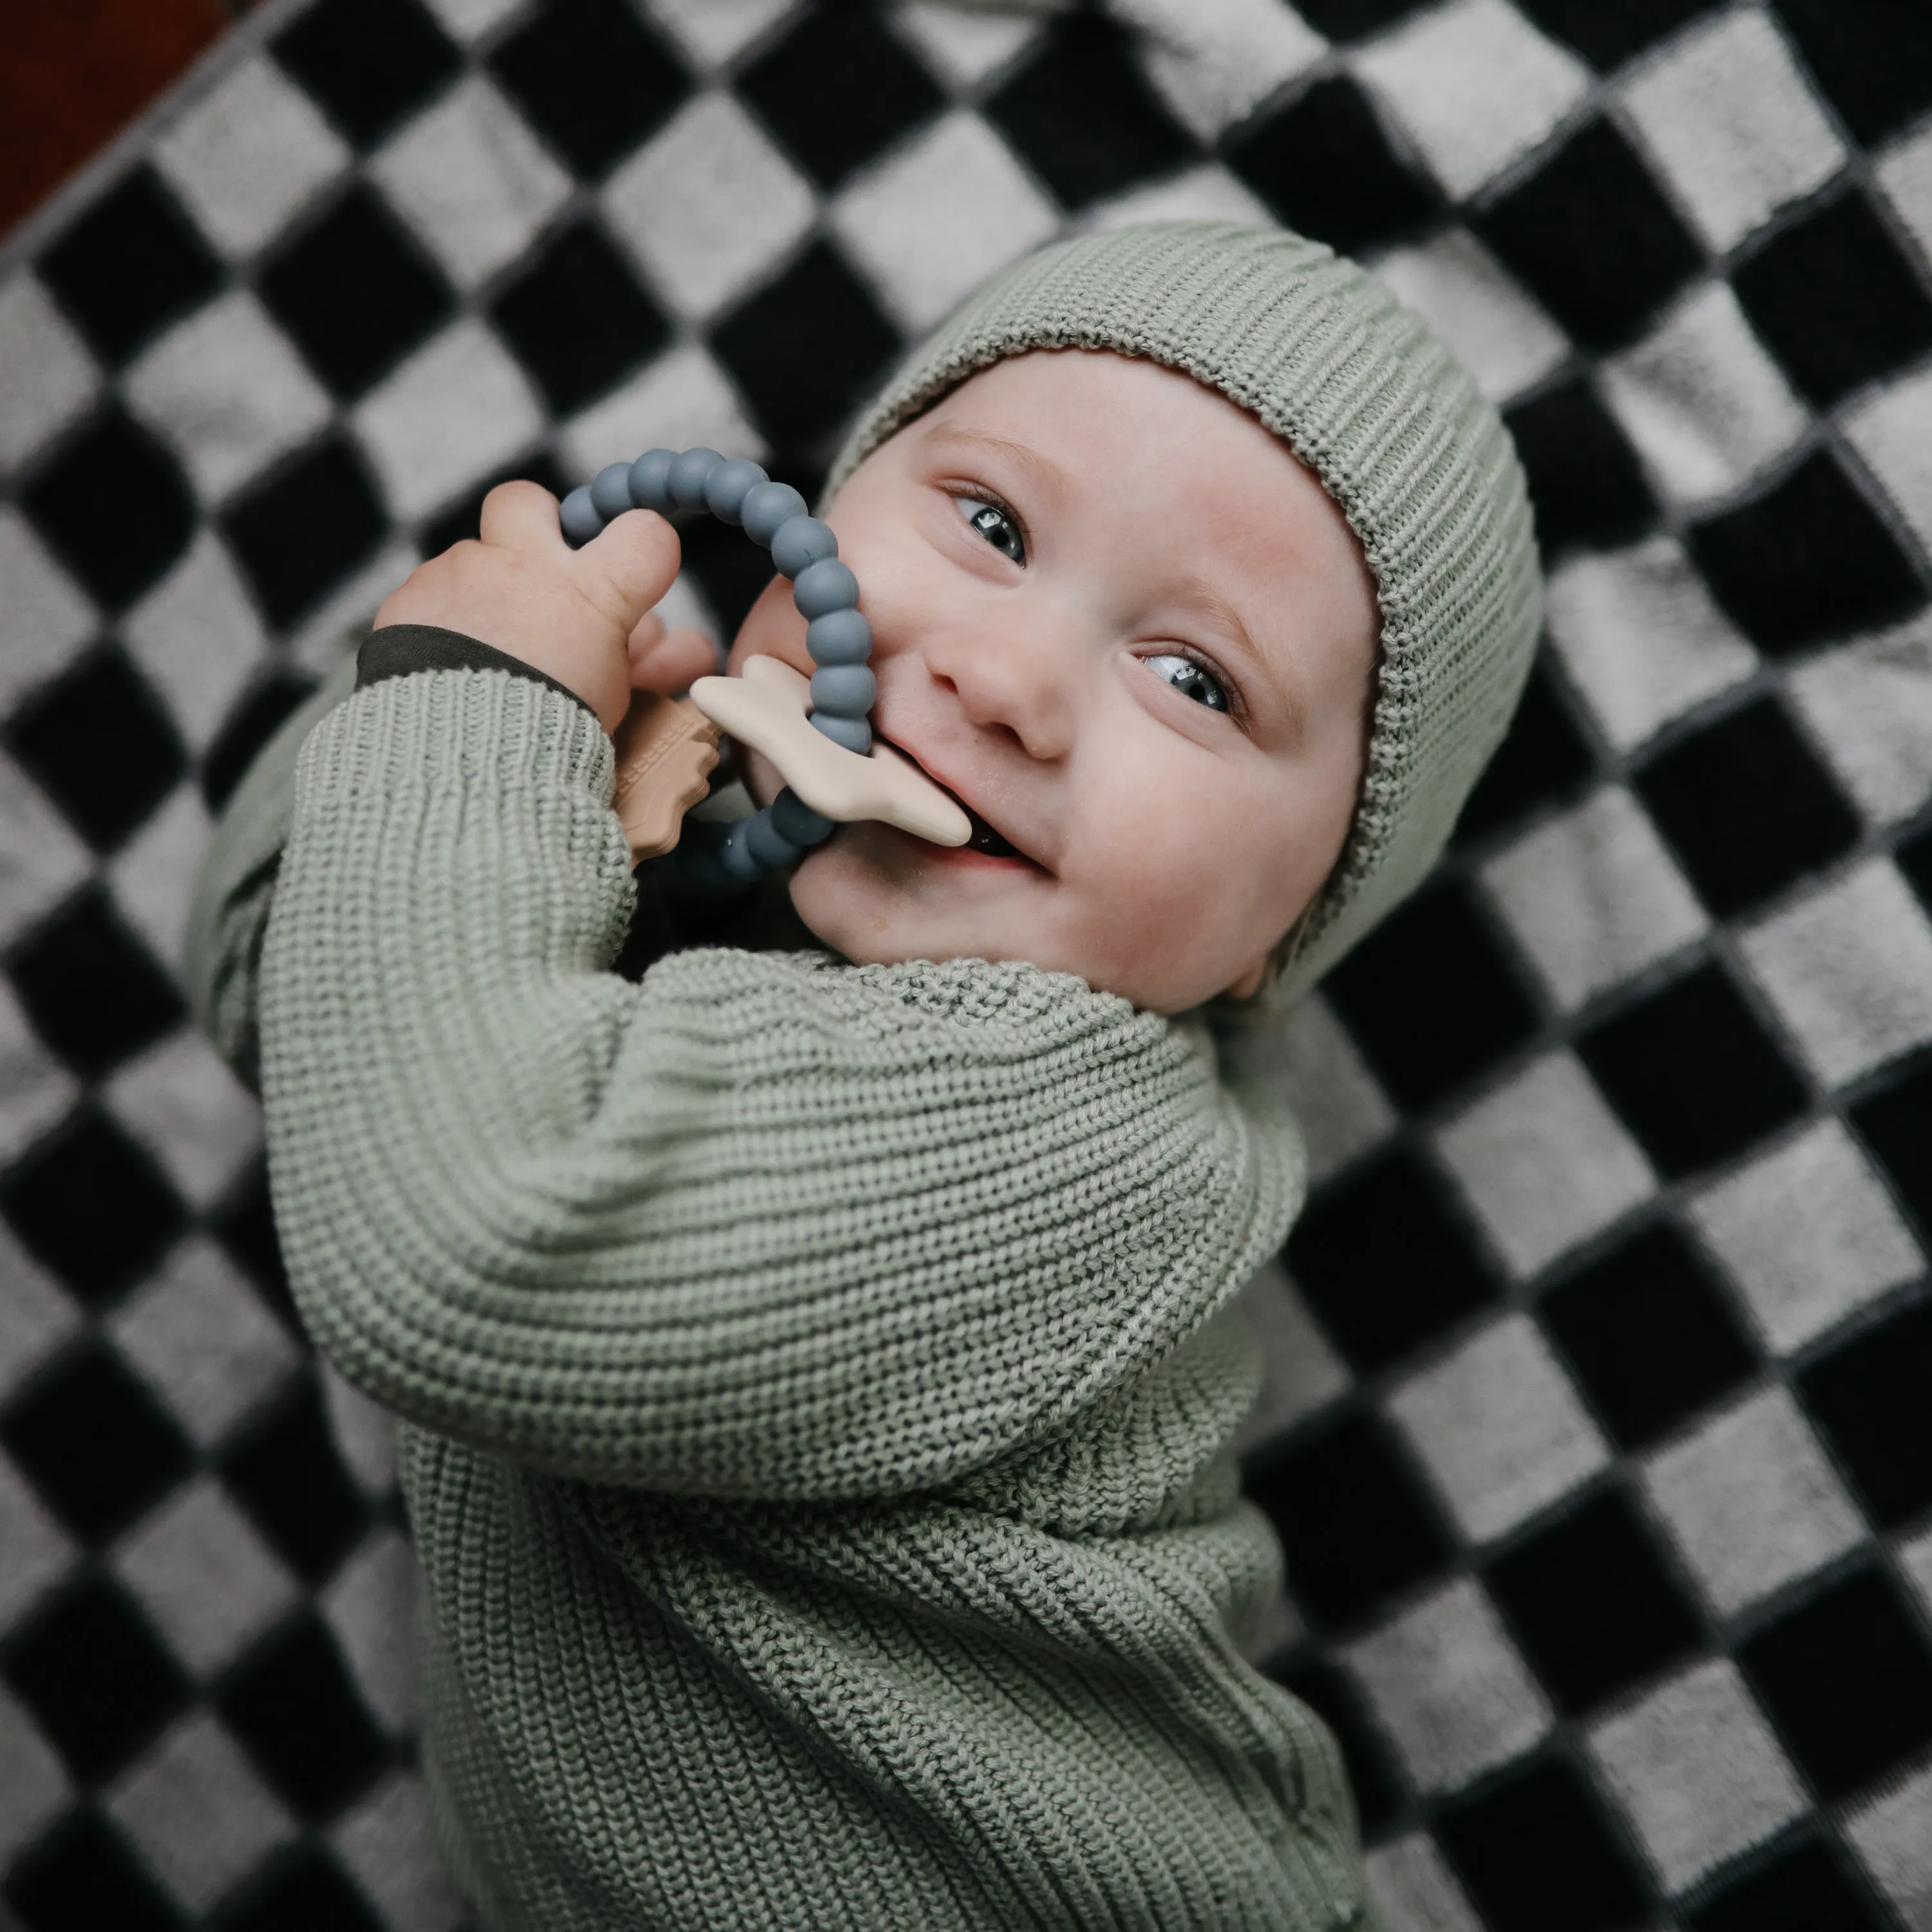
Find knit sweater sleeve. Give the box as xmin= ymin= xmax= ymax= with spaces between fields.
xmin=258 ymin=667 xmax=1303 ymax=1500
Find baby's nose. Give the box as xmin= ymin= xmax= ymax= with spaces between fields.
xmin=922 ymin=621 xmax=1079 ymax=763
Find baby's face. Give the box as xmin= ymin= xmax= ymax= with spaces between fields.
xmin=728 ymin=350 xmax=1379 ymax=1013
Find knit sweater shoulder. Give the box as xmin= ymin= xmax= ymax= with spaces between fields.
xmin=189 ymin=652 xmax=1372 ymax=1932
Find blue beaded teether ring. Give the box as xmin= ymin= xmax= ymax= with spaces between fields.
xmin=560 ymin=449 xmax=873 ymax=885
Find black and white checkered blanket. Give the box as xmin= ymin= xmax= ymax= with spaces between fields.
xmin=3 ymin=1 xmax=1931 ymax=1927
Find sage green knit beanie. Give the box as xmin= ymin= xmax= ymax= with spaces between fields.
xmin=826 ymin=220 xmax=1543 ymax=1007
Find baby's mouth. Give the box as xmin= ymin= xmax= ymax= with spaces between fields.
xmin=875 ymin=734 xmax=1023 ymax=862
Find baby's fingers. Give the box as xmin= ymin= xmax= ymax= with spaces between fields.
xmin=571 ymin=509 xmax=681 ymax=638
xmin=479 ymin=479 xmax=569 ymax=556
xmin=630 ymin=622 xmax=719 ymax=696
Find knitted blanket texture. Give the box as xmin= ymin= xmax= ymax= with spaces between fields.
xmin=238 ymin=665 xmax=1371 ymax=1930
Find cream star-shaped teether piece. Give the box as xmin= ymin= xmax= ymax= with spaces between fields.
xmin=689 ymin=656 xmax=971 ymax=847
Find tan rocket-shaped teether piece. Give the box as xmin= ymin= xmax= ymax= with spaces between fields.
xmin=612 ymin=690 xmax=721 ymax=859
xmin=689 ymin=656 xmax=971 ymax=848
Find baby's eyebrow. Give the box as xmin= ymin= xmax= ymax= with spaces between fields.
xmin=922 ymin=424 xmax=1064 ymax=504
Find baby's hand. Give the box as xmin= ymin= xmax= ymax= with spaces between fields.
xmin=375 ymin=481 xmax=714 ymax=734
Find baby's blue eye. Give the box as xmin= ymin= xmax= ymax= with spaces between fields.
xmin=1145 ymin=652 xmax=1230 ymax=713
xmin=958 ymin=497 xmax=1024 ymax=564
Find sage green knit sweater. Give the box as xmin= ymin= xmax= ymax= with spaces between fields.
xmin=191 ymin=658 xmax=1371 ymax=1931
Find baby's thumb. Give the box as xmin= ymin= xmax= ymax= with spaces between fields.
xmin=571 ymin=509 xmax=682 ymax=638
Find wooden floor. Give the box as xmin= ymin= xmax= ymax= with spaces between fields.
xmin=0 ymin=0 xmax=238 ymax=238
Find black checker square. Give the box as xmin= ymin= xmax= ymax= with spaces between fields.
xmin=1246 ymin=1410 xmax=1454 ymax=1629
xmin=218 ymin=1613 xmax=389 ymax=1822
xmin=3 ymin=1576 xmax=189 ymax=1783
xmin=735 ymin=5 xmax=946 ymax=193
xmin=1687 ymin=449 xmax=1926 ymax=655
xmin=1539 ymin=1222 xmax=1756 ymax=1451
xmin=1435 ymin=1753 xmax=1649 ymax=1932
xmin=1519 ymin=0 xmax=1721 ymax=70
xmin=1577 ymin=961 xmax=1808 ymax=1179
xmin=1287 ymin=0 xmax=1430 ymax=41
xmin=220 ymin=1846 xmax=387 ymax=1932
xmin=1633 ymin=695 xmax=1861 ymax=920
xmin=0 ymin=1335 xmax=193 ymax=1545
xmin=5 ymin=645 xmax=187 ymax=855
xmin=21 ymin=403 xmax=197 ymax=614
xmin=1222 ymin=75 xmax=1438 ymax=260
xmin=1452 ymin=653 xmax=1598 ymax=848
xmin=202 ymin=668 xmax=321 ymax=817
xmin=1482 ymin=1486 xmax=1701 ymax=1714
xmin=1475 ymin=117 xmax=1703 ymax=352
xmin=1284 ymin=1148 xmax=1501 ymax=1373
xmin=6 ymin=885 xmax=184 ymax=1082
xmin=35 ymin=165 xmax=222 ymax=368
xmin=257 ymin=186 xmax=454 ymax=401
xmin=222 ymin=435 xmax=388 ymax=630
xmin=1899 ymin=819 xmax=1932 ymax=919
xmin=1 ymin=1107 xmax=188 ymax=1308
xmin=1686 ymin=1834 xmax=1893 ymax=1932
xmin=1732 ymin=188 xmax=1932 ymax=410
xmin=220 ymin=1376 xmax=370 ymax=1585
xmin=1773 ymin=0 xmax=1932 ymax=148
xmin=272 ymin=0 xmax=461 ymax=149
xmin=1265 ymin=1655 xmax=1406 ymax=1835
xmin=488 ymin=0 xmax=690 ymax=179
xmin=710 ymin=241 xmax=902 ymax=456
xmin=983 ymin=15 xmax=1198 ymax=214
xmin=1850 ymin=1054 xmax=1932 ymax=1245
xmin=4 ymin=1807 xmax=186 ymax=1932
xmin=1738 ymin=1562 xmax=1932 ymax=1801
xmin=1502 ymin=376 xmax=1658 ymax=559
xmin=213 ymin=1160 xmax=298 ymax=1329
xmin=488 ymin=220 xmax=672 ymax=417
xmin=1321 ymin=881 xmax=1541 ymax=1112
xmin=1800 ymin=1297 xmax=1932 ymax=1528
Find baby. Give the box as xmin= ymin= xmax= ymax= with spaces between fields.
xmin=189 ymin=222 xmax=1539 ymax=1931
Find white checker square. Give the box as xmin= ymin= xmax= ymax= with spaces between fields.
xmin=1642 ymin=1386 xmax=1864 ymax=1617
xmin=892 ymin=1 xmax=1045 ymax=87
xmin=1258 ymin=991 xmax=1397 ymax=1184
xmin=354 ymin=319 xmax=545 ymax=522
xmin=0 ymin=750 xmax=91 ymax=951
xmin=1789 ymin=613 xmax=1932 ymax=826
xmin=1083 ymin=165 xmax=1273 ymax=232
xmin=1622 ymin=7 xmax=1842 ymax=255
xmin=1480 ymin=784 xmax=1705 ymax=1014
xmin=0 ymin=506 xmax=100 ymax=714
xmin=1586 ymin=1658 xmax=1806 ymax=1891
xmin=1355 ymin=0 xmax=1589 ymax=201
xmin=114 ymin=1475 xmax=299 ymax=1678
xmin=603 ymin=92 xmax=815 ymax=322
xmin=122 ymin=533 xmax=268 ymax=753
xmin=0 ymin=979 xmax=79 ymax=1173
xmin=1545 ymin=535 xmax=1758 ymax=752
xmin=324 ymin=1526 xmax=419 ymax=1732
xmin=832 ymin=110 xmax=1060 ymax=334
xmin=652 ymin=0 xmax=800 ymax=70
xmin=0 ymin=275 xmax=98 ymax=473
xmin=1904 ymin=1526 xmax=1932 ymax=1622
xmin=109 ymin=1236 xmax=301 ymax=1447
xmin=124 ymin=289 xmax=332 ymax=504
xmin=0 ymin=1452 xmax=74 ymax=1630
xmin=1740 ymin=858 xmax=1932 ymax=1087
xmin=1388 ymin=1314 xmax=1609 ymax=1542
xmin=1111 ymin=0 xmax=1325 ymax=142
xmin=1850 ymin=1760 xmax=1932 ymax=1932
xmin=0 ymin=1688 xmax=68 ymax=1865
xmin=104 ymin=1028 xmax=261 ymax=1211
xmin=0 ymin=1225 xmax=80 ymax=1406
xmin=109 ymin=784 xmax=212 ymax=970
xmin=109 ymin=1714 xmax=294 ymax=1913
xmin=1344 ymin=1577 xmax=1552 ymax=1792
xmin=373 ymin=77 xmax=572 ymax=294
xmin=1689 ymin=1119 xmax=1922 ymax=1354
xmin=1435 ymin=1052 xmax=1655 ymax=1278
xmin=1363 ymin=1833 xmax=1485 ymax=1932
xmin=334 ymin=1772 xmax=467 ymax=1932
xmin=1374 ymin=231 xmax=1567 ymax=404
xmin=1235 ymin=1259 xmax=1351 ymax=1452
xmin=321 ymin=1359 xmax=402 ymax=1497
xmin=1844 ymin=363 xmax=1932 ymax=564
xmin=1879 ymin=122 xmax=1932 ymax=274
xmin=562 ymin=343 xmax=765 ymax=482
xmin=154 ymin=53 xmax=349 ymax=261
xmin=1600 ymin=280 xmax=1808 ymax=506
xmin=419 ymin=0 xmax=530 ymax=41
